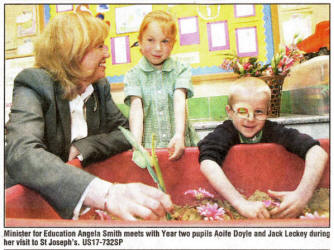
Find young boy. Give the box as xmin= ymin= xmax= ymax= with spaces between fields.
xmin=198 ymin=77 xmax=328 ymax=219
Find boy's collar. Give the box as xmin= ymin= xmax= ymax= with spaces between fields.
xmin=239 ymin=130 xmax=263 ymax=144
xmin=139 ymin=57 xmax=174 ymax=72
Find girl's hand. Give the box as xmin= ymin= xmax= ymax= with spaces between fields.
xmin=168 ymin=135 xmax=185 ymax=161
xmin=236 ymin=199 xmax=270 ymax=219
xmin=268 ymin=190 xmax=308 ymax=218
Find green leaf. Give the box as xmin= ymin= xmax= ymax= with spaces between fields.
xmin=118 ymin=126 xmax=141 ymax=150
xmin=118 ymin=126 xmax=171 ymax=220
xmin=237 ymin=62 xmax=244 ymax=74
xmin=296 ymin=37 xmax=303 ymax=44
xmin=118 ymin=126 xmax=159 ymax=185
xmin=132 ymin=150 xmax=147 ymax=169
xmin=261 ymin=64 xmax=269 ymax=71
xmin=151 ymin=134 xmax=166 ymax=192
xmin=249 ymin=57 xmax=257 ymax=64
xmin=274 ymin=54 xmax=280 ymax=65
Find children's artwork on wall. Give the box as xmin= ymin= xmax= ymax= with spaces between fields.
xmin=96 ymin=13 xmax=104 ymax=20
xmin=236 ymin=26 xmax=258 ymax=57
xmin=115 ymin=5 xmax=152 ymax=34
xmin=5 ymin=56 xmax=35 ymax=122
xmin=196 ymin=5 xmax=221 ymax=20
xmin=207 ymin=21 xmax=229 ymax=51
xmin=46 ymin=4 xmax=273 ymax=81
xmin=97 ymin=4 xmax=109 ymax=13
xmin=56 ymin=5 xmax=73 ymax=13
xmin=111 ymin=36 xmax=131 ymax=64
xmin=234 ymin=5 xmax=255 ymax=18
xmin=17 ymin=38 xmax=34 ymax=55
xmin=172 ymin=52 xmax=200 ymax=64
xmin=16 ymin=9 xmax=36 ymax=37
xmin=282 ymin=12 xmax=312 ymax=45
xmin=178 ymin=16 xmax=200 ymax=46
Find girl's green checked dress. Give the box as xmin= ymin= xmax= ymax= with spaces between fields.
xmin=124 ymin=57 xmax=199 ymax=148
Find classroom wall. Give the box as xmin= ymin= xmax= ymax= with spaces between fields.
xmin=46 ymin=3 xmax=275 ymax=120
xmin=277 ymin=5 xmax=330 ymax=46
xmin=5 ymin=4 xmax=329 ymax=123
xmin=47 ymin=4 xmax=274 ymax=83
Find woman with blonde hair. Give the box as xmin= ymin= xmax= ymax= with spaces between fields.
xmin=5 ymin=11 xmax=172 ymax=221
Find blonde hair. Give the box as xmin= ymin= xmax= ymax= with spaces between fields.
xmin=138 ymin=10 xmax=177 ymax=45
xmin=34 ymin=11 xmax=109 ymax=100
xmin=228 ymin=77 xmax=271 ymax=107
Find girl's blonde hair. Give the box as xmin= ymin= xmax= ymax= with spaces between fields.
xmin=138 ymin=10 xmax=177 ymax=45
xmin=34 ymin=11 xmax=109 ymax=100
xmin=228 ymin=77 xmax=272 ymax=107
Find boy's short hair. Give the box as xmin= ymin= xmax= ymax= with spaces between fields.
xmin=138 ymin=10 xmax=177 ymax=45
xmin=228 ymin=77 xmax=272 ymax=107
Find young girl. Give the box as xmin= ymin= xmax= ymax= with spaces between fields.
xmin=124 ymin=10 xmax=198 ymax=160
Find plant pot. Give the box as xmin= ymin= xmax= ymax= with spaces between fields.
xmin=5 ymin=139 xmax=329 ymax=227
xmin=260 ymin=75 xmax=286 ymax=118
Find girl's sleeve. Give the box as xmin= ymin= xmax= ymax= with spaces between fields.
xmin=124 ymin=68 xmax=142 ymax=106
xmin=174 ymin=62 xmax=194 ymax=99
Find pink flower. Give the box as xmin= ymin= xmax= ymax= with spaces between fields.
xmin=263 ymin=200 xmax=280 ymax=208
xmin=299 ymin=212 xmax=327 ymax=219
xmin=283 ymin=57 xmax=294 ymax=69
xmin=184 ymin=188 xmax=214 ymax=200
xmin=197 ymin=203 xmax=225 ymax=221
xmin=221 ymin=59 xmax=233 ymax=71
xmin=243 ymin=62 xmax=252 ymax=70
xmin=263 ymin=200 xmax=272 ymax=208
xmin=95 ymin=209 xmax=112 ymax=220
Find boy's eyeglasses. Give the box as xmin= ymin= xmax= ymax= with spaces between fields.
xmin=232 ymin=107 xmax=267 ymax=121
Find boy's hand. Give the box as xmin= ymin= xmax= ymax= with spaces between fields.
xmin=236 ymin=199 xmax=270 ymax=219
xmin=168 ymin=135 xmax=185 ymax=161
xmin=268 ymin=190 xmax=309 ymax=218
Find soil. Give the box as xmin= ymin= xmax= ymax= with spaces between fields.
xmin=170 ymin=188 xmax=329 ymax=221
xmin=90 ymin=188 xmax=329 ymax=221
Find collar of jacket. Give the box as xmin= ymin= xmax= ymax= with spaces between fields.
xmin=54 ymin=81 xmax=101 ymax=156
xmin=54 ymin=82 xmax=72 ymax=151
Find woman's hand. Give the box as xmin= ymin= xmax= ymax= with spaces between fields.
xmin=268 ymin=190 xmax=308 ymax=218
xmin=105 ymin=183 xmax=173 ymax=221
xmin=168 ymin=134 xmax=185 ymax=161
xmin=68 ymin=145 xmax=81 ymax=161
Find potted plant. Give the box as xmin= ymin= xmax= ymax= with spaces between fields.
xmin=221 ymin=44 xmax=304 ymax=117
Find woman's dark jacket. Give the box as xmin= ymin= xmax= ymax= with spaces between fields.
xmin=5 ymin=68 xmax=131 ymax=218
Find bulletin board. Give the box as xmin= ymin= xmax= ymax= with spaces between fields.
xmin=47 ymin=4 xmax=274 ymax=83
xmin=5 ymin=56 xmax=35 ymax=122
xmin=5 ymin=5 xmax=44 ymax=59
